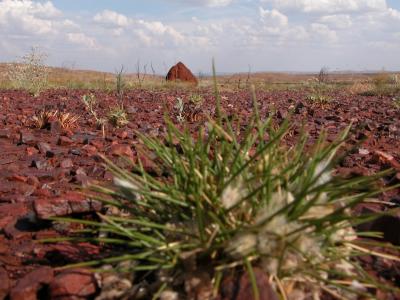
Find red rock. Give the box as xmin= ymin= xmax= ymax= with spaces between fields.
xmin=0 ymin=203 xmax=28 ymax=218
xmin=166 ymin=62 xmax=198 ymax=85
xmin=0 ymin=216 xmax=13 ymax=231
xmin=89 ymin=139 xmax=103 ymax=149
xmin=26 ymin=147 xmax=39 ymax=156
xmin=19 ymin=132 xmax=36 ymax=146
xmin=49 ymin=269 xmax=97 ymax=300
xmin=33 ymin=192 xmax=102 ymax=219
xmin=0 ymin=267 xmax=10 ymax=300
xmin=60 ymin=158 xmax=73 ymax=169
xmin=27 ymin=176 xmax=40 ymax=187
xmin=9 ymin=267 xmax=53 ymax=300
xmin=7 ymin=175 xmax=28 ymax=183
xmin=57 ymin=136 xmax=73 ymax=146
xmin=82 ymin=144 xmax=97 ymax=156
xmin=0 ymin=129 xmax=11 ymax=139
xmin=109 ymin=144 xmax=133 ymax=158
xmin=116 ymin=130 xmax=128 ymax=139
xmin=219 ymin=268 xmax=278 ymax=300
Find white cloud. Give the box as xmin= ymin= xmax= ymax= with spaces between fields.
xmin=319 ymin=14 xmax=353 ymax=29
xmin=0 ymin=0 xmax=61 ymax=35
xmin=310 ymin=23 xmax=338 ymax=43
xmin=259 ymin=8 xmax=289 ymax=28
xmin=261 ymin=0 xmax=387 ymax=14
xmin=175 ymin=0 xmax=233 ymax=7
xmin=93 ymin=10 xmax=130 ymax=27
xmin=67 ymin=33 xmax=98 ymax=49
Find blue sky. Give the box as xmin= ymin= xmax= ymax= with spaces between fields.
xmin=1 ymin=0 xmax=400 ymax=73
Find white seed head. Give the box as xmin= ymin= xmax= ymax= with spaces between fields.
xmin=221 ymin=180 xmax=246 ymax=210
xmin=227 ymin=232 xmax=257 ymax=258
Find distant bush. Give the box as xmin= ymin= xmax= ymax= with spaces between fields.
xmin=7 ymin=47 xmax=49 ymax=97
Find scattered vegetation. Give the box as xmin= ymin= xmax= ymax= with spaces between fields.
xmin=7 ymin=47 xmax=49 ymax=97
xmin=115 ymin=66 xmax=126 ymax=102
xmin=49 ymin=73 xmax=398 ymax=299
xmin=108 ymin=105 xmax=129 ymax=127
xmin=393 ymin=96 xmax=400 ymax=109
xmin=317 ymin=67 xmax=329 ymax=84
xmin=361 ymin=72 xmax=400 ymax=97
xmin=305 ymin=82 xmax=332 ymax=104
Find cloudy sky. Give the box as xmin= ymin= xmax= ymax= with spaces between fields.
xmin=1 ymin=0 xmax=399 ymax=74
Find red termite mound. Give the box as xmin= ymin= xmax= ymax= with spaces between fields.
xmin=166 ymin=62 xmax=198 ymax=85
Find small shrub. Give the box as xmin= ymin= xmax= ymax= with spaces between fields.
xmin=317 ymin=67 xmax=329 ymax=84
xmin=108 ymin=105 xmax=128 ymax=127
xmin=7 ymin=47 xmax=49 ymax=97
xmin=188 ymin=93 xmax=204 ymax=108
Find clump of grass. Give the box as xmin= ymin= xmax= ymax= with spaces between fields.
xmin=7 ymin=47 xmax=49 ymax=97
xmin=47 ymin=69 xmax=398 ymax=299
xmin=58 ymin=112 xmax=80 ymax=130
xmin=32 ymin=108 xmax=58 ymax=129
xmin=32 ymin=108 xmax=79 ymax=130
xmin=108 ymin=105 xmax=129 ymax=127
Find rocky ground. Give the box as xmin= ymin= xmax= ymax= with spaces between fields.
xmin=0 ymin=88 xmax=399 ymax=299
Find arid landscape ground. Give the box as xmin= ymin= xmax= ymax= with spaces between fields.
xmin=0 ymin=62 xmax=400 ymax=299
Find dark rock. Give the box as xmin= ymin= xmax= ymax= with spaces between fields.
xmin=166 ymin=62 xmax=198 ymax=85
xmin=70 ymin=149 xmax=82 ymax=156
xmin=49 ymin=269 xmax=97 ymax=300
xmin=31 ymin=160 xmax=49 ymax=170
xmin=9 ymin=267 xmax=53 ymax=300
xmin=33 ymin=192 xmax=102 ymax=219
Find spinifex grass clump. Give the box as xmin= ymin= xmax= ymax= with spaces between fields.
xmin=53 ymin=81 xmax=397 ymax=299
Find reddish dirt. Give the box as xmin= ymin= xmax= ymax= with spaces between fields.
xmin=166 ymin=62 xmax=198 ymax=84
xmin=0 ymin=88 xmax=399 ymax=299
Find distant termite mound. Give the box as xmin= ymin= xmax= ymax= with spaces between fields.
xmin=166 ymin=62 xmax=198 ymax=85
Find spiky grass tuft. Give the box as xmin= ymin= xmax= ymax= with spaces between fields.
xmin=47 ymin=68 xmax=399 ymax=299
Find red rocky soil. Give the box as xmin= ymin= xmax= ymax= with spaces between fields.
xmin=0 ymin=88 xmax=399 ymax=299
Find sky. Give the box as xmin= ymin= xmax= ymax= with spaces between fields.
xmin=1 ymin=0 xmax=400 ymax=74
